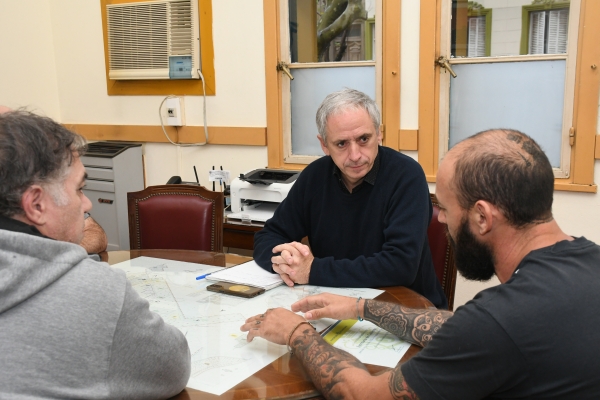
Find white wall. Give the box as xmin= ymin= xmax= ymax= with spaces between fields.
xmin=0 ymin=1 xmax=61 ymax=118
xmin=2 ymin=0 xmax=599 ymax=309
xmin=48 ymin=0 xmax=268 ymax=189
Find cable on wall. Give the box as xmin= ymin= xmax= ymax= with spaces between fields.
xmin=159 ymin=69 xmax=209 ymax=146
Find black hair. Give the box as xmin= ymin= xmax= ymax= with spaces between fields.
xmin=452 ymin=129 xmax=554 ymax=228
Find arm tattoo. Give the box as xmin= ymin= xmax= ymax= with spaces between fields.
xmin=389 ymin=367 xmax=420 ymax=400
xmin=291 ymin=326 xmax=369 ymax=399
xmin=363 ymin=300 xmax=453 ymax=347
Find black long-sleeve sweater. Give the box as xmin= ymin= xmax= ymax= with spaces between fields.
xmin=254 ymin=146 xmax=447 ymax=308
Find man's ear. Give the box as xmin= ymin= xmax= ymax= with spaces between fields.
xmin=317 ymin=134 xmax=330 ymax=156
xmin=20 ymin=185 xmax=49 ymax=226
xmin=471 ymin=200 xmax=495 ymax=235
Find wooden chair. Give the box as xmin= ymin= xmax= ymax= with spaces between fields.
xmin=127 ymin=185 xmax=223 ymax=252
xmin=428 ymin=193 xmax=458 ymax=310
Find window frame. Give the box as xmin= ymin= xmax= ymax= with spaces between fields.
xmin=418 ymin=0 xmax=599 ymax=193
xmin=100 ymin=0 xmax=216 ymax=96
xmin=263 ymin=0 xmax=401 ymax=170
xmin=520 ymin=2 xmax=571 ymax=55
xmin=281 ymin=0 xmax=380 ymax=165
xmin=439 ymin=0 xmax=578 ymax=179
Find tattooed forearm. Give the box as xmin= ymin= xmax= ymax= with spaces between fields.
xmin=389 ymin=366 xmax=420 ymax=400
xmin=363 ymin=300 xmax=453 ymax=347
xmin=292 ymin=326 xmax=369 ymax=399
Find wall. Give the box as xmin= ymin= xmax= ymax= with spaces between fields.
xmin=49 ymin=0 xmax=268 ymax=189
xmin=0 ymin=1 xmax=61 ymax=118
xmin=1 ymin=0 xmax=598 ymax=309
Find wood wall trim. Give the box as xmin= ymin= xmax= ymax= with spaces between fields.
xmin=264 ymin=0 xmax=284 ymax=168
xmin=595 ymin=135 xmax=600 ymax=159
xmin=382 ymin=1 xmax=401 ymax=150
xmin=554 ymin=182 xmax=597 ymax=193
xmin=100 ymin=0 xmax=216 ymax=96
xmin=68 ymin=124 xmax=266 ymax=146
xmin=426 ymin=174 xmax=598 ymax=193
xmin=571 ymin=0 xmax=600 ymax=184
xmin=399 ymin=129 xmax=418 ymax=150
xmin=418 ymin=0 xmax=441 ymax=178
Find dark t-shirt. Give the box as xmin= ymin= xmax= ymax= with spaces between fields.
xmin=402 ymin=237 xmax=600 ymax=399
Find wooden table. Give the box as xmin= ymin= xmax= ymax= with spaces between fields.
xmin=103 ymin=249 xmax=432 ymax=400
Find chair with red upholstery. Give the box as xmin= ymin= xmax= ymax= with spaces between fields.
xmin=428 ymin=193 xmax=458 ymax=310
xmin=127 ymin=185 xmax=223 ymax=252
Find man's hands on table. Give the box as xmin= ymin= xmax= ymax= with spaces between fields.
xmin=241 ymin=308 xmax=305 ymax=345
xmin=293 ymin=293 xmax=362 ymax=321
xmin=271 ymin=241 xmax=314 ymax=286
xmin=240 ymin=293 xmax=359 ymax=344
xmin=240 ymin=294 xmax=401 ymax=400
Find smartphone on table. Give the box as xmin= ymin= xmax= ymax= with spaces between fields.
xmin=206 ymin=281 xmax=265 ymax=298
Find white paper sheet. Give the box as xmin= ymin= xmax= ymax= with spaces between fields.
xmin=206 ymin=260 xmax=284 ymax=290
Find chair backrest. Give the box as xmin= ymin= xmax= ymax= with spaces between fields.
xmin=428 ymin=193 xmax=457 ymax=310
xmin=127 ymin=185 xmax=223 ymax=252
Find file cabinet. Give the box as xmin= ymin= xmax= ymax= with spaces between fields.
xmin=81 ymin=142 xmax=144 ymax=250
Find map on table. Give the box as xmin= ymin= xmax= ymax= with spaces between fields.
xmin=112 ymin=256 xmax=383 ymax=395
xmin=323 ymin=319 xmax=411 ymax=368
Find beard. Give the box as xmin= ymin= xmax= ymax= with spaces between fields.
xmin=448 ymin=217 xmax=496 ymax=282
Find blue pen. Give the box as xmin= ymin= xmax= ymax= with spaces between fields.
xmin=196 ymin=272 xmax=213 ymax=280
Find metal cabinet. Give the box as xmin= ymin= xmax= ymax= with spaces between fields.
xmin=81 ymin=142 xmax=144 ymax=250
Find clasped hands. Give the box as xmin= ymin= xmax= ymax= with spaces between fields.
xmin=240 ymin=293 xmax=361 ymax=346
xmin=271 ymin=241 xmax=314 ymax=286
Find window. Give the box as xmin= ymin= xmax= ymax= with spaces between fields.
xmin=467 ymin=16 xmax=486 ymax=57
xmin=466 ymin=4 xmax=491 ymax=58
xmin=283 ymin=0 xmax=379 ymax=163
xmin=520 ymin=2 xmax=570 ymax=55
xmin=419 ymin=0 xmax=599 ymax=192
xmin=528 ymin=8 xmax=569 ymax=54
xmin=264 ymin=0 xmax=402 ymax=169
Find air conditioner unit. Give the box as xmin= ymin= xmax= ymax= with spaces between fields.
xmin=106 ymin=0 xmax=201 ymax=80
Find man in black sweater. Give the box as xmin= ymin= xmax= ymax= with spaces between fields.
xmin=253 ymin=88 xmax=446 ymax=308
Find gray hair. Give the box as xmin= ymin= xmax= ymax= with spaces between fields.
xmin=0 ymin=110 xmax=87 ymax=217
xmin=315 ymin=88 xmax=381 ymax=143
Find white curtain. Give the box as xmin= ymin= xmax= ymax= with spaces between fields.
xmin=467 ymin=16 xmax=486 ymax=57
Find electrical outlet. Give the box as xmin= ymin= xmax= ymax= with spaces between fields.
xmin=165 ymin=97 xmax=185 ymax=126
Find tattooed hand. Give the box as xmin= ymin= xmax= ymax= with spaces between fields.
xmin=240 ymin=307 xmax=305 ymax=345
xmin=292 ymin=293 xmax=357 ymax=321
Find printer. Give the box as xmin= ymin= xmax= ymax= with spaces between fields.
xmin=229 ymin=169 xmax=300 ymax=223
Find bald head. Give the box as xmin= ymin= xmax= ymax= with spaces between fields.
xmin=0 ymin=106 xmax=12 ymax=114
xmin=445 ymin=129 xmax=554 ymax=227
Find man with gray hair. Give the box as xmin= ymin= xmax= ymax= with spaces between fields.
xmin=0 ymin=105 xmax=108 ymax=254
xmin=0 ymin=110 xmax=191 ymax=399
xmin=254 ymin=88 xmax=446 ymax=308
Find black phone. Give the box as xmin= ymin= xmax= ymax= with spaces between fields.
xmin=206 ymin=281 xmax=265 ymax=298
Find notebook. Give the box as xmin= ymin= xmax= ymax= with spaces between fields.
xmin=206 ymin=260 xmax=284 ymax=290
